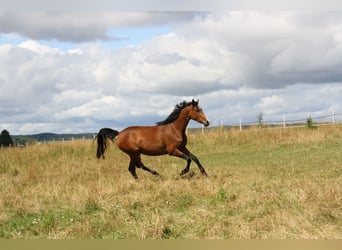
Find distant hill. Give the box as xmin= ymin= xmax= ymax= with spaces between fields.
xmin=12 ymin=132 xmax=96 ymax=144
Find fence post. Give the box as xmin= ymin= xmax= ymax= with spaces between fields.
xmin=239 ymin=118 xmax=242 ymax=131
xmin=333 ymin=106 xmax=335 ymax=125
xmin=283 ymin=113 xmax=286 ymax=129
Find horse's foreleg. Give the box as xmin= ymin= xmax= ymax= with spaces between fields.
xmin=180 ymin=158 xmax=192 ymax=176
xmin=183 ymin=148 xmax=208 ymax=177
xmin=190 ymin=153 xmax=208 ymax=176
xmin=169 ymin=148 xmax=192 ymax=176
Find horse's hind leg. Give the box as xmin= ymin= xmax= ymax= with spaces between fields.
xmin=128 ymin=157 xmax=138 ymax=179
xmin=136 ymin=154 xmax=160 ymax=176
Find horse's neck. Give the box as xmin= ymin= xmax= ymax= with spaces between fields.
xmin=171 ymin=108 xmax=190 ymax=134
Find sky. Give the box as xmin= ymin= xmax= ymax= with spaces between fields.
xmin=1 ymin=9 xmax=342 ymax=134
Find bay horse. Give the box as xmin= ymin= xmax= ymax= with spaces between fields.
xmin=96 ymin=99 xmax=210 ymax=179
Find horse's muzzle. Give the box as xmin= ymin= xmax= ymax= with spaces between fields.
xmin=203 ymin=120 xmax=210 ymax=127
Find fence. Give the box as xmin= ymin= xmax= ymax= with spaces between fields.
xmin=222 ymin=111 xmax=342 ymax=131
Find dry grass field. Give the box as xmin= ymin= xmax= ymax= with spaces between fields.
xmin=0 ymin=125 xmax=341 ymax=239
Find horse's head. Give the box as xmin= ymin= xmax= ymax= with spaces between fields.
xmin=188 ymin=99 xmax=210 ymax=127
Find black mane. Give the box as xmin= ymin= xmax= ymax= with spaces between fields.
xmin=156 ymin=101 xmax=192 ymax=126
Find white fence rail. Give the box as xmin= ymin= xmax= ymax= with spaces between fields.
xmin=223 ymin=112 xmax=342 ymax=131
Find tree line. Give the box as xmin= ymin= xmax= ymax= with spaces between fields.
xmin=0 ymin=130 xmax=96 ymax=147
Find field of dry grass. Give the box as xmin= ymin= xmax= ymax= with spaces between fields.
xmin=0 ymin=125 xmax=341 ymax=238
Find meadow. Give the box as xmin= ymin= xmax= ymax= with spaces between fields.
xmin=0 ymin=125 xmax=341 ymax=239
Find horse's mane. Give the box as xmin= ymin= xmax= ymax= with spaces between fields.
xmin=156 ymin=101 xmax=191 ymax=126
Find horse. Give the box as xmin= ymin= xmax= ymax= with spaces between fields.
xmin=96 ymin=99 xmax=210 ymax=179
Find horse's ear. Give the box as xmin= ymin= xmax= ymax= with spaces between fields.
xmin=192 ymin=98 xmax=199 ymax=106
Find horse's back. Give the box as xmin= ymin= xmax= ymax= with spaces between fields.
xmin=116 ymin=125 xmax=168 ymax=155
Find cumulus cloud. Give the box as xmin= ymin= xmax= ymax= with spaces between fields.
xmin=181 ymin=12 xmax=342 ymax=88
xmin=255 ymin=95 xmax=287 ymax=115
xmin=1 ymin=11 xmax=342 ymax=134
xmin=114 ymin=11 xmax=342 ymax=94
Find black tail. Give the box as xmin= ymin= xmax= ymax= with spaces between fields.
xmin=96 ymin=128 xmax=119 ymax=159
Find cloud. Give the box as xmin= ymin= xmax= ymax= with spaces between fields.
xmin=0 ymin=11 xmax=198 ymax=42
xmin=116 ymin=32 xmax=244 ymax=95
xmin=256 ymin=95 xmax=286 ymax=115
xmin=112 ymin=11 xmax=342 ymax=95
xmin=182 ymin=12 xmax=342 ymax=88
xmin=0 ymin=41 xmax=98 ymax=126
xmin=1 ymin=11 xmax=342 ymax=134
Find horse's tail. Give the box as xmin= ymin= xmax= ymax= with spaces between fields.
xmin=96 ymin=128 xmax=119 ymax=159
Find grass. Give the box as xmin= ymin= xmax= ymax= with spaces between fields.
xmin=0 ymin=125 xmax=341 ymax=239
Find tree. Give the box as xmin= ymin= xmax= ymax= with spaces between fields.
xmin=306 ymin=114 xmax=317 ymax=129
xmin=257 ymin=112 xmax=264 ymax=128
xmin=0 ymin=129 xmax=13 ymax=147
